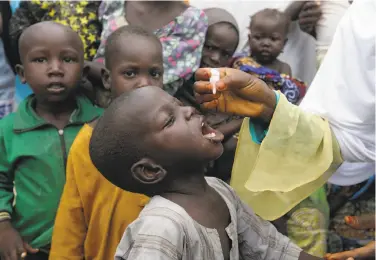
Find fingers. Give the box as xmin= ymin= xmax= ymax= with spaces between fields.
xmin=201 ymin=100 xmax=219 ymax=111
xmin=23 ymin=242 xmax=39 ymax=254
xmin=301 ymin=1 xmax=321 ymax=12
xmin=299 ymin=1 xmax=321 ymax=26
xmin=325 ymin=250 xmax=357 ymax=260
xmin=3 ymin=247 xmax=25 ymax=260
xmin=325 ymin=242 xmax=376 ymax=260
xmin=194 ymin=81 xmax=216 ymax=95
xmin=194 ymin=68 xmax=227 ymax=81
xmin=344 ymin=215 xmax=375 ymax=230
xmin=195 ymin=93 xmax=220 ymax=104
xmin=299 ymin=16 xmax=320 ymax=26
xmin=193 ymin=81 xmax=228 ymax=95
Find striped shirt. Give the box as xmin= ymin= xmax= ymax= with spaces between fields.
xmin=115 ymin=177 xmax=302 ymax=260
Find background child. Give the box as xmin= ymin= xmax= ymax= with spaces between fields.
xmin=176 ymin=8 xmax=241 ymax=182
xmin=233 ymin=9 xmax=305 ymax=104
xmin=89 ymin=86 xmax=320 ymax=260
xmin=8 ymin=0 xmax=102 ymax=109
xmin=200 ymin=8 xmax=239 ymax=69
xmin=50 ymin=25 xmax=164 ymax=260
xmin=248 ymin=8 xmax=291 ymax=75
xmin=0 ymin=22 xmax=101 ymax=260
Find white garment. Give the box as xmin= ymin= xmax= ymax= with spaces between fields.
xmin=300 ymin=0 xmax=375 ymax=184
xmin=315 ymin=0 xmax=350 ymax=51
xmin=328 ymin=162 xmax=375 ymax=186
xmin=190 ymin=0 xmax=317 ymax=85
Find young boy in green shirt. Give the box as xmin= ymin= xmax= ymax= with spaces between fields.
xmin=0 ymin=21 xmax=102 ymax=260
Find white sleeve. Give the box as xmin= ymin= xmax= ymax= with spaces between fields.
xmin=115 ymin=215 xmax=184 ymax=260
xmin=300 ymin=0 xmax=375 ymax=163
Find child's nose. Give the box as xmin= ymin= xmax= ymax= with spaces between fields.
xmin=261 ymin=39 xmax=271 ymax=47
xmin=137 ymin=76 xmax=152 ymax=88
xmin=48 ymin=60 xmax=64 ymax=76
xmin=210 ymin=51 xmax=221 ymax=64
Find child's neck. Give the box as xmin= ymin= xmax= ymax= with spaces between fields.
xmin=162 ymin=173 xmax=209 ymax=198
xmin=252 ymin=56 xmax=282 ymax=72
xmin=252 ymin=55 xmax=278 ymax=67
xmin=34 ymin=97 xmax=77 ymax=129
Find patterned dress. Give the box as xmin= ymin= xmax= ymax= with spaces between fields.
xmin=94 ymin=1 xmax=208 ymax=95
xmin=9 ymin=0 xmax=102 ymax=61
xmin=232 ymin=56 xmax=307 ymax=105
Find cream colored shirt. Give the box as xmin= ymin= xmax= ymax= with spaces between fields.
xmin=115 ymin=177 xmax=302 ymax=260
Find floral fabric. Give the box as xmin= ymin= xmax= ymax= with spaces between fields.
xmin=233 ymin=57 xmax=307 ymax=104
xmin=10 ymin=0 xmax=102 ymax=61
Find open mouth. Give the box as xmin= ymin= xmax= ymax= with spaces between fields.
xmin=47 ymin=83 xmax=65 ymax=93
xmin=201 ymin=121 xmax=224 ymax=143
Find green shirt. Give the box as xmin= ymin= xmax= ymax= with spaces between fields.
xmin=0 ymin=95 xmax=103 ymax=249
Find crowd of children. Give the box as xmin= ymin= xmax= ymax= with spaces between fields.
xmin=0 ymin=1 xmax=374 ymax=260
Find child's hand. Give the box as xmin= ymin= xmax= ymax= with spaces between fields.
xmin=194 ymin=68 xmax=276 ymax=122
xmin=0 ymin=221 xmax=38 ymax=260
xmin=298 ymin=1 xmax=322 ymax=35
xmin=344 ymin=214 xmax=375 ymax=230
xmin=325 ymin=215 xmax=375 ymax=260
xmin=325 ymin=241 xmax=375 ymax=260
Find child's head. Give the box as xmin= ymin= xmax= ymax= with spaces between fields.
xmin=16 ymin=21 xmax=85 ymax=103
xmin=89 ymin=86 xmax=224 ymax=196
xmin=103 ymin=25 xmax=164 ymax=98
xmin=201 ymin=8 xmax=239 ymax=68
xmin=248 ymin=9 xmax=290 ymax=65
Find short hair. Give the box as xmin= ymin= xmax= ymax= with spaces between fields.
xmin=250 ymin=8 xmax=290 ymax=34
xmin=19 ymin=21 xmax=83 ymax=63
xmin=104 ymin=25 xmax=162 ymax=69
xmin=89 ymin=88 xmax=151 ymax=193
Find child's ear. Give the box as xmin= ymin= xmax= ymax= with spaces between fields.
xmin=101 ymin=68 xmax=111 ymax=90
xmin=284 ymin=38 xmax=288 ymax=46
xmin=82 ymin=63 xmax=90 ymax=81
xmin=131 ymin=158 xmax=167 ymax=185
xmin=15 ymin=64 xmax=26 ymax=84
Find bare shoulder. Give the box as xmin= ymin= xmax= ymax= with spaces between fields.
xmin=277 ymin=60 xmax=292 ymax=76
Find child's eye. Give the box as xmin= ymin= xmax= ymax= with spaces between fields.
xmin=150 ymin=70 xmax=162 ymax=79
xmin=33 ymin=57 xmax=47 ymax=63
xmin=164 ymin=115 xmax=175 ymax=128
xmin=222 ymin=51 xmax=231 ymax=60
xmin=63 ymin=57 xmax=77 ymax=63
xmin=123 ymin=71 xmax=136 ymax=78
xmin=204 ymin=45 xmax=214 ymax=51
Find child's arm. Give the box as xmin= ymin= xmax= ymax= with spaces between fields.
xmin=0 ymin=126 xmax=27 ymax=259
xmin=115 ymin=215 xmax=183 ymax=260
xmin=49 ymin=150 xmax=87 ymax=260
